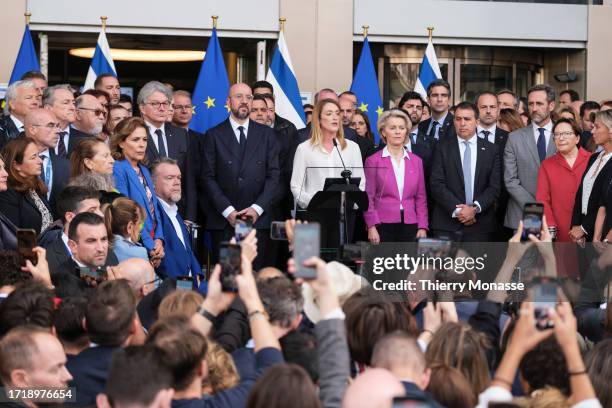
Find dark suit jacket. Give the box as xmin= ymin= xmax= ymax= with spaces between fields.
xmin=185 ymin=128 xmax=205 ymax=221
xmin=417 ymin=112 xmax=455 ymax=147
xmin=67 ymin=345 xmax=119 ymax=406
xmin=0 ymin=188 xmax=52 ymax=235
xmin=201 ymin=119 xmax=280 ymax=230
xmin=429 ymin=136 xmax=501 ymax=234
xmin=48 ymin=149 xmax=70 ymax=217
xmin=0 ymin=116 xmax=21 ymax=149
xmin=0 ymin=212 xmax=17 ymax=250
xmin=571 ymin=152 xmax=612 ymax=238
xmin=479 ymin=127 xmax=510 ymax=230
xmin=68 ymin=126 xmax=93 ymax=155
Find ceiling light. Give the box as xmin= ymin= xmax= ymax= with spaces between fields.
xmin=69 ymin=48 xmax=205 ymax=62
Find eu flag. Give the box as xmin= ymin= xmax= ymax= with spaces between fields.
xmin=190 ymin=27 xmax=230 ymax=133
xmin=9 ymin=25 xmax=40 ymax=85
xmin=350 ymin=37 xmax=383 ymax=143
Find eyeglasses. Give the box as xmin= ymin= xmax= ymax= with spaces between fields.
xmin=32 ymin=122 xmax=61 ymax=130
xmin=231 ymin=94 xmax=254 ymax=101
xmin=144 ymin=276 xmax=162 ymax=287
xmin=173 ymin=104 xmax=193 ymax=111
xmin=553 ymin=131 xmax=575 ymax=140
xmin=146 ymin=101 xmax=170 ymax=110
xmin=78 ymin=107 xmax=107 ymax=117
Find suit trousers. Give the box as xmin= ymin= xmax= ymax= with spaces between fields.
xmin=209 ymin=226 xmax=271 ymax=271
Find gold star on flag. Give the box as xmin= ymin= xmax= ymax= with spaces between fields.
xmin=225 ymin=102 xmax=231 ymax=113
xmin=376 ymin=106 xmax=384 ymax=116
xmin=204 ymin=96 xmax=215 ymax=109
xmin=359 ymin=102 xmax=368 ymax=112
xmin=192 ymin=105 xmax=196 ymax=115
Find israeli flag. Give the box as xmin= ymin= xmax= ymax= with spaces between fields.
xmin=83 ymin=29 xmax=117 ymax=90
xmin=414 ymin=40 xmax=442 ymax=100
xmin=266 ymin=31 xmax=306 ymax=129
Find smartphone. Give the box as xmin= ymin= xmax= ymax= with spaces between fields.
xmin=270 ymin=221 xmax=288 ymax=240
xmin=417 ymin=237 xmax=452 ymax=258
xmin=176 ymin=276 xmax=194 ymax=291
xmin=219 ymin=242 xmax=241 ymax=292
xmin=79 ymin=266 xmax=107 ymax=280
xmin=17 ymin=229 xmax=38 ymax=266
xmin=521 ymin=203 xmax=544 ymax=242
xmin=530 ymin=278 xmax=557 ymax=330
xmin=294 ymin=223 xmax=320 ymax=279
xmin=234 ymin=218 xmax=253 ymax=242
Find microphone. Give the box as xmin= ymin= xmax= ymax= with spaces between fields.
xmin=333 ymin=138 xmax=352 ymax=181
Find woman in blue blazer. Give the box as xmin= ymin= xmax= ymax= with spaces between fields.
xmin=111 ymin=117 xmax=164 ymax=263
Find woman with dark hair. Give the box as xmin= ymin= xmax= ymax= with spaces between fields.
xmin=350 ymin=109 xmax=374 ymax=143
xmin=585 ymin=339 xmax=612 ymax=408
xmin=70 ymin=138 xmax=115 ymax=189
xmin=497 ymin=108 xmax=524 ymax=133
xmin=0 ymin=138 xmax=53 ymax=235
xmin=104 ymin=197 xmax=148 ymax=262
xmin=246 ymin=364 xmax=321 ymax=408
xmin=111 ymin=117 xmax=164 ymax=263
xmin=0 ymin=156 xmax=17 ymax=249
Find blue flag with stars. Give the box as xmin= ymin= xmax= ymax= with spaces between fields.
xmin=190 ymin=27 xmax=230 ymax=133
xmin=9 ymin=25 xmax=40 ymax=85
xmin=350 ymin=37 xmax=383 ymax=143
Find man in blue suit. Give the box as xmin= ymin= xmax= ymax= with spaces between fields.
xmin=151 ymin=157 xmax=206 ymax=292
xmin=199 ymin=83 xmax=280 ymax=269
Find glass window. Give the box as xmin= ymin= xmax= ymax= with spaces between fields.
xmin=387 ymin=62 xmax=448 ymax=107
xmin=459 ymin=64 xmax=512 ymax=102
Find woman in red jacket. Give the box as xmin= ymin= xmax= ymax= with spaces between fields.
xmin=536 ymin=118 xmax=589 ymax=276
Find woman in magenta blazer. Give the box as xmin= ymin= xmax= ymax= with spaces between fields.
xmin=365 ymin=110 xmax=428 ymax=243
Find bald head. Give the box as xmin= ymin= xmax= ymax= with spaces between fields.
xmin=342 ymin=368 xmax=404 ymax=408
xmin=113 ymin=258 xmax=155 ymax=298
xmin=24 ymin=108 xmax=60 ymax=150
xmin=257 ymin=267 xmax=284 ymax=280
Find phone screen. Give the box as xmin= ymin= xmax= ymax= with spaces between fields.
xmin=234 ymin=218 xmax=253 ymax=242
xmin=270 ymin=221 xmax=288 ymax=240
xmin=530 ymin=279 xmax=557 ymax=330
xmin=521 ymin=203 xmax=544 ymax=241
xmin=220 ymin=243 xmax=241 ymax=292
xmin=17 ymin=229 xmax=38 ymax=266
xmin=294 ymin=223 xmax=320 ymax=279
xmin=417 ymin=238 xmax=452 ymax=258
xmin=176 ymin=276 xmax=193 ymax=291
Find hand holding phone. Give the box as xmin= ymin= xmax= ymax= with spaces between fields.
xmin=270 ymin=221 xmax=288 ymax=240
xmin=235 ymin=218 xmax=253 ymax=243
xmin=521 ymin=203 xmax=544 ymax=242
xmin=17 ymin=229 xmax=38 ymax=267
xmin=219 ymin=243 xmax=241 ymax=292
xmin=294 ymin=223 xmax=320 ymax=279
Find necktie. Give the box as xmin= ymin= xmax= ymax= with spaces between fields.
xmin=40 ymin=155 xmax=51 ymax=188
xmin=462 ymin=141 xmax=473 ymax=204
xmin=238 ymin=126 xmax=247 ymax=157
xmin=410 ymin=132 xmax=417 ymax=145
xmin=481 ymin=130 xmax=491 ymax=143
xmin=537 ymin=128 xmax=546 ymax=162
xmin=57 ymin=132 xmax=67 ymax=157
xmin=429 ymin=121 xmax=440 ymax=140
xmin=155 ymin=129 xmax=167 ymax=157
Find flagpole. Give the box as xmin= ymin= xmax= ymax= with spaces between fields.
xmin=362 ymin=25 xmax=369 ymax=38
xmin=101 ymin=16 xmax=108 ymax=31
xmin=427 ymin=27 xmax=434 ymax=42
xmin=212 ymin=15 xmax=218 ymax=29
xmin=279 ymin=17 xmax=286 ymax=32
xmin=25 ymin=12 xmax=31 ymax=25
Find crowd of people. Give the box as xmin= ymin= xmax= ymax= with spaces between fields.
xmin=0 ymin=69 xmax=611 ymax=408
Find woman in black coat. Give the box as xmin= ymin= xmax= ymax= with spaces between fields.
xmin=0 ymin=154 xmax=16 ymax=250
xmin=0 ymin=138 xmax=53 ymax=237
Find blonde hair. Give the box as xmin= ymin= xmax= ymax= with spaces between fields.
xmin=377 ymin=109 xmax=411 ymax=144
xmin=594 ymin=110 xmax=612 ymax=130
xmin=514 ymin=386 xmax=570 ymax=408
xmin=310 ymin=99 xmax=346 ymax=149
xmin=202 ymin=340 xmax=240 ymax=395
xmin=158 ymin=290 xmax=204 ymax=319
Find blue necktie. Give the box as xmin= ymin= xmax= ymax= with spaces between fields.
xmin=40 ymin=154 xmax=51 ymax=188
xmin=537 ymin=128 xmax=547 ymax=162
xmin=429 ymin=121 xmax=440 ymax=140
xmin=462 ymin=141 xmax=473 ymax=204
xmin=155 ymin=129 xmax=167 ymax=157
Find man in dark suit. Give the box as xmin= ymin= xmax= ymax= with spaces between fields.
xmin=43 ymin=84 xmax=83 ymax=157
xmin=67 ymin=280 xmax=142 ymax=406
xmin=476 ymin=91 xmax=510 ymax=241
xmin=417 ymin=79 xmax=455 ymax=147
xmin=0 ymin=80 xmax=40 ymax=148
xmin=201 ymin=83 xmax=280 ymax=269
xmin=429 ymin=102 xmax=501 ymax=242
xmin=72 ymin=94 xmax=106 ymax=146
xmin=138 ymin=81 xmax=193 ymax=220
xmin=24 ymin=109 xmax=70 ymax=216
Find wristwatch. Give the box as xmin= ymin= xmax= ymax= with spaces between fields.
xmin=248 ymin=310 xmax=269 ymax=321
xmin=197 ymin=305 xmax=217 ymax=323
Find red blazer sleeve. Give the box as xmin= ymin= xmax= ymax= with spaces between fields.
xmin=535 ymin=161 xmax=557 ymax=227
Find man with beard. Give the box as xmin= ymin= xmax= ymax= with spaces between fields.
xmin=73 ymin=94 xmax=106 ymax=139
xmin=200 ymin=83 xmax=280 ymax=269
xmin=504 ymin=84 xmax=557 ymax=230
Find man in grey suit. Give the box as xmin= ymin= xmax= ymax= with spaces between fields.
xmin=504 ymin=84 xmax=557 ymax=230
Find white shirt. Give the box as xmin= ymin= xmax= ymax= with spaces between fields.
xmin=55 ymin=126 xmax=71 ymax=155
xmin=145 ymin=121 xmax=168 ymax=155
xmin=532 ymin=120 xmax=553 ymax=149
xmin=221 ymin=116 xmax=263 ymax=219
xmin=10 ymin=115 xmax=24 ymax=131
xmin=477 ymin=124 xmax=497 ymax=144
xmin=453 ymin=135 xmax=481 ymax=216
xmin=62 ymin=232 xmax=72 ymax=256
xmin=229 ymin=116 xmax=250 ymax=145
xmin=404 ymin=141 xmax=412 ymax=153
xmin=582 ymin=151 xmax=612 ymax=215
xmin=382 ymin=146 xmax=409 ymax=209
xmin=290 ymin=139 xmax=365 ymax=209
xmin=39 ymin=149 xmax=53 ymax=199
xmin=159 ymin=198 xmax=186 ymax=247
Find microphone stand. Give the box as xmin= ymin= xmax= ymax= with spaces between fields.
xmin=333 ymin=138 xmax=350 ymax=247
